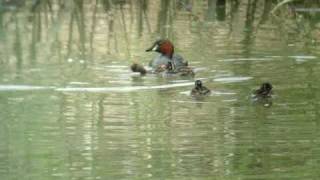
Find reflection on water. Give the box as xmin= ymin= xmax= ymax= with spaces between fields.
xmin=1 ymin=0 xmax=320 ymax=179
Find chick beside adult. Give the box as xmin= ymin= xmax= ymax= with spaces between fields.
xmin=131 ymin=63 xmax=147 ymax=75
xmin=166 ymin=61 xmax=195 ymax=77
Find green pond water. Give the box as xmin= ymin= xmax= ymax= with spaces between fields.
xmin=1 ymin=1 xmax=320 ymax=179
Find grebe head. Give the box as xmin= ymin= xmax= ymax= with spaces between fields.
xmin=146 ymin=39 xmax=174 ymax=58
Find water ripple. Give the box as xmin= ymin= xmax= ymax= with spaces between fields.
xmin=56 ymin=82 xmax=194 ymax=93
xmin=213 ymin=77 xmax=253 ymax=83
xmin=0 ymin=85 xmax=55 ymax=91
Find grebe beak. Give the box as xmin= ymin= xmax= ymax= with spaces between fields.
xmin=146 ymin=43 xmax=159 ymax=52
